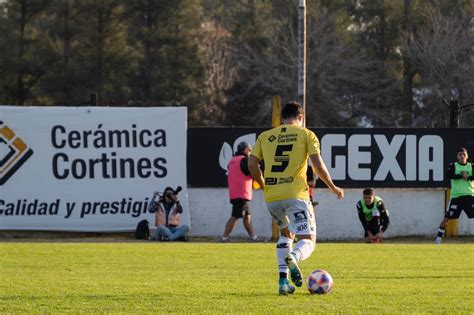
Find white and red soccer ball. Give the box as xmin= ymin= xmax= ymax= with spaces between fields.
xmin=307 ymin=269 xmax=333 ymax=294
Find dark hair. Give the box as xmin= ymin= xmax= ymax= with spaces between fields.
xmin=281 ymin=101 xmax=304 ymax=119
xmin=458 ymin=147 xmax=468 ymax=154
xmin=236 ymin=141 xmax=250 ymax=155
xmin=161 ymin=186 xmax=182 ymax=202
xmin=163 ymin=187 xmax=174 ymax=195
xmin=363 ymin=188 xmax=374 ymax=196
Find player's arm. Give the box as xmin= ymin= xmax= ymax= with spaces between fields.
xmin=248 ymin=156 xmax=265 ymax=189
xmin=447 ymin=163 xmax=463 ymax=179
xmin=377 ymin=200 xmax=390 ymax=233
xmin=307 ymin=165 xmax=316 ymax=188
xmin=240 ymin=156 xmax=251 ymax=176
xmin=310 ymin=153 xmax=344 ymax=199
xmin=469 ymin=163 xmax=474 ymax=181
xmin=356 ymin=201 xmax=369 ymax=236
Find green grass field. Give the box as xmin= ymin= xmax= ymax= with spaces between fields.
xmin=1 ymin=240 xmax=473 ymax=314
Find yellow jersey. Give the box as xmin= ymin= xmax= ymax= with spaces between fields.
xmin=251 ymin=124 xmax=320 ymax=202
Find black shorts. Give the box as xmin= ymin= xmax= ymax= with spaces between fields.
xmin=445 ymin=195 xmax=474 ymax=219
xmin=230 ymin=199 xmax=251 ymax=218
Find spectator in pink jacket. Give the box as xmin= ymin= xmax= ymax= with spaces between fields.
xmin=221 ymin=141 xmax=258 ymax=242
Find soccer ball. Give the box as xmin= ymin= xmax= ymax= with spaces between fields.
xmin=307 ymin=269 xmax=333 ymax=294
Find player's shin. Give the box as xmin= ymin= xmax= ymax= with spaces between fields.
xmin=276 ymin=237 xmax=293 ymax=277
xmin=437 ymin=227 xmax=445 ymax=238
xmin=292 ymin=239 xmax=315 ymax=261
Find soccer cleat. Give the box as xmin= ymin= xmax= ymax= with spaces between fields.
xmin=278 ymin=278 xmax=295 ymax=295
xmin=284 ymin=253 xmax=303 ymax=287
xmin=435 ymin=237 xmax=442 ymax=244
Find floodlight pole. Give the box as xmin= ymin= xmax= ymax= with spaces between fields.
xmin=297 ymin=0 xmax=307 ymax=125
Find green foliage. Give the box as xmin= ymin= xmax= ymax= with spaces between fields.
xmin=125 ymin=0 xmax=204 ymax=110
xmin=0 ymin=0 xmax=471 ymax=126
xmin=1 ymin=242 xmax=473 ymax=313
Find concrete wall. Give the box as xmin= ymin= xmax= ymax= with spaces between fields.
xmin=187 ymin=188 xmax=474 ymax=240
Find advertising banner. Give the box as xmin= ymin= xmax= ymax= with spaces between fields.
xmin=188 ymin=127 xmax=473 ymax=188
xmin=0 ymin=106 xmax=188 ymax=231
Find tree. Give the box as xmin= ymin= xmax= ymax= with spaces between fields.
xmin=404 ymin=1 xmax=474 ymax=127
xmin=226 ymin=1 xmax=399 ymax=127
xmin=39 ymin=0 xmax=92 ymax=105
xmin=126 ymin=0 xmax=205 ymax=121
xmin=77 ymin=1 xmax=131 ymax=105
xmin=196 ymin=20 xmax=238 ymax=125
xmin=0 ymin=0 xmax=50 ymax=105
xmin=125 ymin=0 xmax=170 ymax=106
xmin=40 ymin=0 xmax=132 ymax=106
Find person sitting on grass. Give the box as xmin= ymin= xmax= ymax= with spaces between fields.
xmin=149 ymin=187 xmax=189 ymax=242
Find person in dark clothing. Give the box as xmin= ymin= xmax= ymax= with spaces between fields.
xmin=435 ymin=148 xmax=474 ymax=244
xmin=356 ymin=188 xmax=390 ymax=243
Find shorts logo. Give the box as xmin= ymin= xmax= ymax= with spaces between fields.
xmin=0 ymin=121 xmax=33 ymax=185
xmin=293 ymin=211 xmax=307 ymax=224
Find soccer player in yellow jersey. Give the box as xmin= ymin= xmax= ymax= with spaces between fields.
xmin=248 ymin=101 xmax=344 ymax=295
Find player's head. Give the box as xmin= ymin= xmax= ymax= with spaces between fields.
xmin=236 ymin=141 xmax=252 ymax=156
xmin=281 ymin=101 xmax=304 ymax=126
xmin=457 ymin=147 xmax=468 ymax=163
xmin=363 ymin=188 xmax=375 ymax=205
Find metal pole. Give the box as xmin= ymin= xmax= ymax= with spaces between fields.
xmin=297 ymin=0 xmax=307 ymax=122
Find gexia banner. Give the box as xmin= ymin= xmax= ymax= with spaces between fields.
xmin=0 ymin=106 xmax=188 ymax=231
xmin=188 ymin=127 xmax=473 ymax=188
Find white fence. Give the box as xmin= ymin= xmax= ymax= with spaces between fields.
xmin=187 ymin=188 xmax=474 ymax=240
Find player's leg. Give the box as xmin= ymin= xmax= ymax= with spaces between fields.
xmin=222 ymin=199 xmax=244 ymax=242
xmin=461 ymin=196 xmax=474 ymax=219
xmin=277 ymin=227 xmax=295 ymax=294
xmin=436 ymin=198 xmax=461 ymax=244
xmin=435 ymin=217 xmax=449 ymax=244
xmin=242 ymin=203 xmax=257 ymax=240
xmin=368 ymin=216 xmax=381 ymax=243
xmin=285 ymin=199 xmax=316 ymax=287
xmin=221 ymin=217 xmax=238 ymax=242
xmin=363 ymin=230 xmax=371 ymax=243
xmin=243 ymin=214 xmax=258 ymax=241
xmin=266 ymin=201 xmax=295 ymax=294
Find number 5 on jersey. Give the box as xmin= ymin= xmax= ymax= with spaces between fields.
xmin=271 ymin=144 xmax=293 ymax=173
